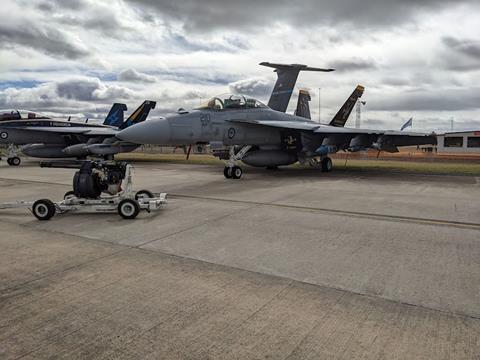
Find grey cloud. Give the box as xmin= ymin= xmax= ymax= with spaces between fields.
xmin=0 ymin=78 xmax=134 ymax=113
xmin=56 ymin=78 xmax=134 ymax=101
xmin=43 ymin=0 xmax=87 ymax=10
xmin=118 ymin=69 xmax=158 ymax=83
xmin=30 ymin=0 xmax=130 ymax=39
xmin=329 ymin=58 xmax=377 ymax=72
xmin=229 ymin=77 xmax=274 ymax=97
xmin=36 ymin=1 xmax=54 ymax=11
xmin=154 ymin=69 xmax=237 ymax=86
xmin=381 ymin=77 xmax=412 ymax=87
xmin=440 ymin=36 xmax=480 ymax=71
xmin=0 ymin=21 xmax=89 ymax=59
xmin=0 ymin=77 xmax=204 ymax=120
xmin=442 ymin=36 xmax=480 ymax=59
xmin=127 ymin=0 xmax=476 ymax=31
xmin=52 ymin=14 xmax=126 ymax=35
xmin=367 ymin=87 xmax=480 ymax=112
xmin=31 ymin=0 xmax=87 ymax=12
xmin=162 ymin=28 xmax=249 ymax=53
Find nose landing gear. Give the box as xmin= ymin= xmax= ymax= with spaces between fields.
xmin=4 ymin=144 xmax=21 ymax=166
xmin=223 ymin=145 xmax=251 ymax=180
xmin=224 ymin=165 xmax=243 ymax=179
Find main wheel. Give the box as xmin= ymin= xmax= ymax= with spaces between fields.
xmin=223 ymin=166 xmax=233 ymax=179
xmin=8 ymin=157 xmax=21 ymax=166
xmin=321 ymin=157 xmax=333 ymax=172
xmin=231 ymin=166 xmax=243 ymax=179
xmin=6 ymin=158 xmax=12 ymax=166
xmin=135 ymin=190 xmax=154 ymax=200
xmin=118 ymin=199 xmax=140 ymax=219
xmin=32 ymin=199 xmax=56 ymax=220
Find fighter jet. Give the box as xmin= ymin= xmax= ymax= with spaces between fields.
xmin=0 ymin=101 xmax=155 ymax=166
xmin=118 ymin=63 xmax=436 ymax=179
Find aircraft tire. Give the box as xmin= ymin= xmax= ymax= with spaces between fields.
xmin=223 ymin=166 xmax=233 ymax=179
xmin=9 ymin=157 xmax=21 ymax=166
xmin=118 ymin=199 xmax=140 ymax=219
xmin=231 ymin=166 xmax=243 ymax=179
xmin=32 ymin=199 xmax=56 ymax=221
xmin=321 ymin=157 xmax=333 ymax=172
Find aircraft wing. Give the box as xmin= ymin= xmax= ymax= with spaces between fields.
xmin=8 ymin=126 xmax=119 ymax=136
xmin=227 ymin=119 xmax=436 ymax=151
xmin=227 ymin=119 xmax=321 ymax=131
xmin=228 ymin=119 xmax=431 ymax=136
xmin=314 ymin=127 xmax=429 ymax=136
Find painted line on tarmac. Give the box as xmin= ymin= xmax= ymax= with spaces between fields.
xmin=0 ymin=177 xmax=69 ymax=187
xmin=171 ymin=194 xmax=480 ymax=231
xmin=2 ymin=177 xmax=479 ymax=230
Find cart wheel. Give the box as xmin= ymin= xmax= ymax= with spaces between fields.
xmin=118 ymin=199 xmax=140 ymax=219
xmin=64 ymin=190 xmax=76 ymax=199
xmin=32 ymin=199 xmax=56 ymax=220
xmin=135 ymin=190 xmax=154 ymax=200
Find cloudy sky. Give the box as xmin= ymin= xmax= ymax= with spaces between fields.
xmin=1 ymin=0 xmax=480 ymax=132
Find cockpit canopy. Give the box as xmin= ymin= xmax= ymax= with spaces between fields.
xmin=0 ymin=109 xmax=50 ymax=121
xmin=196 ymin=94 xmax=268 ymax=111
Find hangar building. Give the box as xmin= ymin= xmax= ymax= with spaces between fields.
xmin=436 ymin=131 xmax=480 ymax=153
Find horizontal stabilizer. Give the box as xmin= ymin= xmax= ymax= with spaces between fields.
xmin=260 ymin=62 xmax=335 ymax=73
xmin=260 ymin=62 xmax=334 ymax=113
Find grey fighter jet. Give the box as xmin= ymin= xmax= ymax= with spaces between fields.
xmin=0 ymin=101 xmax=155 ymax=165
xmin=118 ymin=63 xmax=436 ymax=179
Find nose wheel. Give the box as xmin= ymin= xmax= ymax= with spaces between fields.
xmin=5 ymin=144 xmax=21 ymax=166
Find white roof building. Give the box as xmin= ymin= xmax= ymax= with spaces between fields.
xmin=436 ymin=131 xmax=480 ymax=153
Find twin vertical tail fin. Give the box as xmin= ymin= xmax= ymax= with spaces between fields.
xmin=103 ymin=103 xmax=127 ymax=127
xmin=260 ymin=62 xmax=334 ymax=113
xmin=329 ymin=85 xmax=365 ymax=127
xmin=119 ymin=100 xmax=156 ymax=130
xmin=295 ymin=90 xmax=312 ymax=120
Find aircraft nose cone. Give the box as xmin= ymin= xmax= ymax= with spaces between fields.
xmin=118 ymin=118 xmax=171 ymax=144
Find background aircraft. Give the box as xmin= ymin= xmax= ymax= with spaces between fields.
xmin=0 ymin=101 xmax=155 ymax=165
xmin=118 ymin=63 xmax=436 ymax=179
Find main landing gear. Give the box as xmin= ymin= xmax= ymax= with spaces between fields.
xmin=309 ymin=156 xmax=333 ymax=172
xmin=5 ymin=144 xmax=21 ymax=166
xmin=223 ymin=145 xmax=251 ymax=180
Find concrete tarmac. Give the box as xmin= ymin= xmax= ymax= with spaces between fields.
xmin=0 ymin=160 xmax=479 ymax=359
